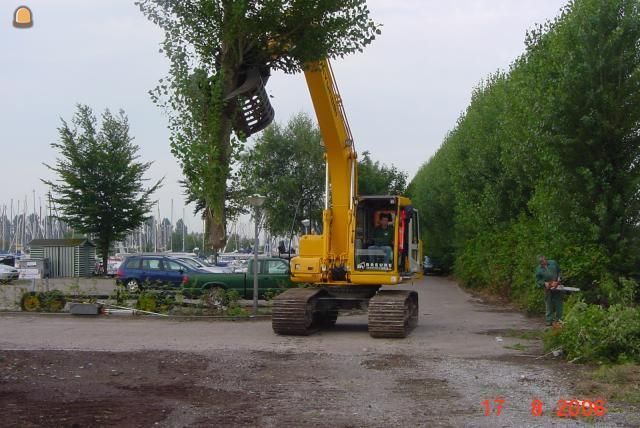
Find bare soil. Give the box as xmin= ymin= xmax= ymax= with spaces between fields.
xmin=1 ymin=276 xmax=638 ymax=427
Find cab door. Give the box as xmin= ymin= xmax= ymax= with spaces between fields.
xmin=263 ymin=259 xmax=290 ymax=290
xmin=407 ymin=209 xmax=422 ymax=274
xmin=140 ymin=257 xmax=164 ymax=285
xmin=162 ymin=259 xmax=186 ymax=287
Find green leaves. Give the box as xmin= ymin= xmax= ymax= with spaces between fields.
xmin=410 ymin=0 xmax=640 ymax=313
xmin=545 ymin=301 xmax=640 ymax=363
xmin=137 ymin=0 xmax=380 ymax=249
xmin=42 ymin=105 xmax=162 ymax=270
xmin=358 ymin=151 xmax=407 ymax=196
xmin=237 ymin=113 xmax=410 ymax=237
xmin=237 ymin=113 xmax=325 ymax=236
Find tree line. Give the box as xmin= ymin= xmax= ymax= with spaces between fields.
xmin=43 ymin=105 xmax=404 ymax=266
xmin=409 ymin=0 xmax=640 ymax=312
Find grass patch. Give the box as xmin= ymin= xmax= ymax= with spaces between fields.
xmin=503 ymin=343 xmax=528 ymax=351
xmin=575 ymin=364 xmax=640 ymax=405
xmin=504 ymin=329 xmax=544 ymax=340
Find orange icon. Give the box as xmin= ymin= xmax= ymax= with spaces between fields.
xmin=13 ymin=5 xmax=33 ymax=28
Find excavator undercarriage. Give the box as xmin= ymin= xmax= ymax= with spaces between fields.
xmin=272 ymin=287 xmax=419 ymax=338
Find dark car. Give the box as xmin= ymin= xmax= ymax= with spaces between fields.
xmin=423 ymin=256 xmax=447 ymax=275
xmin=116 ymin=255 xmax=203 ymax=292
xmin=0 ymin=254 xmax=16 ymax=267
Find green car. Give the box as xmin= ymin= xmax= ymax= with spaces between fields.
xmin=184 ymin=258 xmax=293 ymax=302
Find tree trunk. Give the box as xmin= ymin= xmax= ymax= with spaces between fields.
xmin=203 ymin=62 xmax=237 ymax=252
xmin=101 ymin=245 xmax=109 ymax=277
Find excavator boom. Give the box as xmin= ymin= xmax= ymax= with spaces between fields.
xmin=227 ymin=58 xmax=423 ymax=337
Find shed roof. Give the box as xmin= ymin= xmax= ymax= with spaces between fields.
xmin=29 ymin=239 xmax=95 ymax=248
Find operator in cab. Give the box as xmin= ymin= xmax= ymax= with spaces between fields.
xmin=369 ymin=213 xmax=394 ymax=265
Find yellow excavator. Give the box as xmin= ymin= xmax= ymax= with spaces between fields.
xmin=230 ymin=60 xmax=422 ymax=338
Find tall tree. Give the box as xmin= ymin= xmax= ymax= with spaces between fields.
xmin=42 ymin=105 xmax=162 ymax=273
xmin=239 ymin=113 xmax=410 ymax=236
xmin=137 ymin=0 xmax=380 ymax=251
xmin=358 ymin=151 xmax=408 ymax=195
xmin=238 ymin=112 xmax=325 ymax=236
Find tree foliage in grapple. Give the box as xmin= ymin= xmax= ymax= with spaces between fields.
xmin=42 ymin=105 xmax=162 ymax=273
xmin=137 ymin=0 xmax=380 ymax=251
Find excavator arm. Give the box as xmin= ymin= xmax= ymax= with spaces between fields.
xmin=300 ymin=60 xmax=357 ymax=279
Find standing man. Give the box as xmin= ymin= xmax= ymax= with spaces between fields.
xmin=535 ymin=255 xmax=562 ymax=326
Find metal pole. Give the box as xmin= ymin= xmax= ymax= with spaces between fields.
xmin=170 ymin=199 xmax=174 ymax=252
xmin=253 ymin=207 xmax=259 ymax=315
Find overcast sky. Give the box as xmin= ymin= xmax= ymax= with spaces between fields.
xmin=1 ymin=0 xmax=567 ymax=233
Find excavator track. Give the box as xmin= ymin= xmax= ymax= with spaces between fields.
xmin=272 ymin=288 xmax=324 ymax=336
xmin=368 ymin=290 xmax=419 ymax=338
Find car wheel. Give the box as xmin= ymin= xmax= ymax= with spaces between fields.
xmin=205 ymin=287 xmax=225 ymax=309
xmin=126 ymin=279 xmax=140 ymax=293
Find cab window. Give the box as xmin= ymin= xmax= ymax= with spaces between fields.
xmin=355 ymin=198 xmax=397 ymax=271
xmin=266 ymin=260 xmax=289 ymax=274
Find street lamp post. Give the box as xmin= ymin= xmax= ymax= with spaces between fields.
xmin=301 ymin=219 xmax=310 ymax=235
xmin=248 ymin=195 xmax=266 ymax=316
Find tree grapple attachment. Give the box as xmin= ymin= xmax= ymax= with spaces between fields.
xmin=226 ymin=67 xmax=275 ymax=137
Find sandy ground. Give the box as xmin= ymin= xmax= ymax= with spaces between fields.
xmin=1 ymin=276 xmax=637 ymax=427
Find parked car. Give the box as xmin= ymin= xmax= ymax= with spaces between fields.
xmin=185 ymin=258 xmax=293 ymax=302
xmin=423 ymin=256 xmax=447 ymax=275
xmin=171 ymin=256 xmax=233 ymax=274
xmin=116 ymin=255 xmax=293 ymax=303
xmin=106 ymin=259 xmax=123 ymax=277
xmin=116 ymin=255 xmax=204 ymax=292
xmin=0 ymin=254 xmax=16 ymax=267
xmin=95 ymin=257 xmax=123 ymax=277
xmin=0 ymin=264 xmax=19 ymax=284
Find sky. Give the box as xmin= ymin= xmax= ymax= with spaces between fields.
xmin=0 ymin=0 xmax=567 ymax=233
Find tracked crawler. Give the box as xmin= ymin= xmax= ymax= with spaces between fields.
xmin=229 ymin=60 xmax=423 ymax=338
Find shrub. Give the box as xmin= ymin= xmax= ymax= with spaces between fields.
xmin=263 ymin=288 xmax=284 ymax=301
xmin=544 ymin=301 xmax=640 ymax=363
xmin=225 ymin=289 xmax=240 ymax=305
xmin=136 ymin=292 xmax=158 ymax=312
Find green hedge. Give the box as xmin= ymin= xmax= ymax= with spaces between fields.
xmin=409 ymin=0 xmax=640 ymax=316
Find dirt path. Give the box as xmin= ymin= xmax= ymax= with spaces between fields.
xmin=1 ymin=277 xmax=636 ymax=427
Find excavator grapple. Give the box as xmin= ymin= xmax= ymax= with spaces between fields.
xmin=226 ymin=68 xmax=275 ymax=137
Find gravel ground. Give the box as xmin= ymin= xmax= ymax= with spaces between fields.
xmin=1 ymin=276 xmax=637 ymax=427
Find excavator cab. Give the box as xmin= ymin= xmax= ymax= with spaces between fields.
xmin=354 ymin=196 xmax=422 ymax=276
